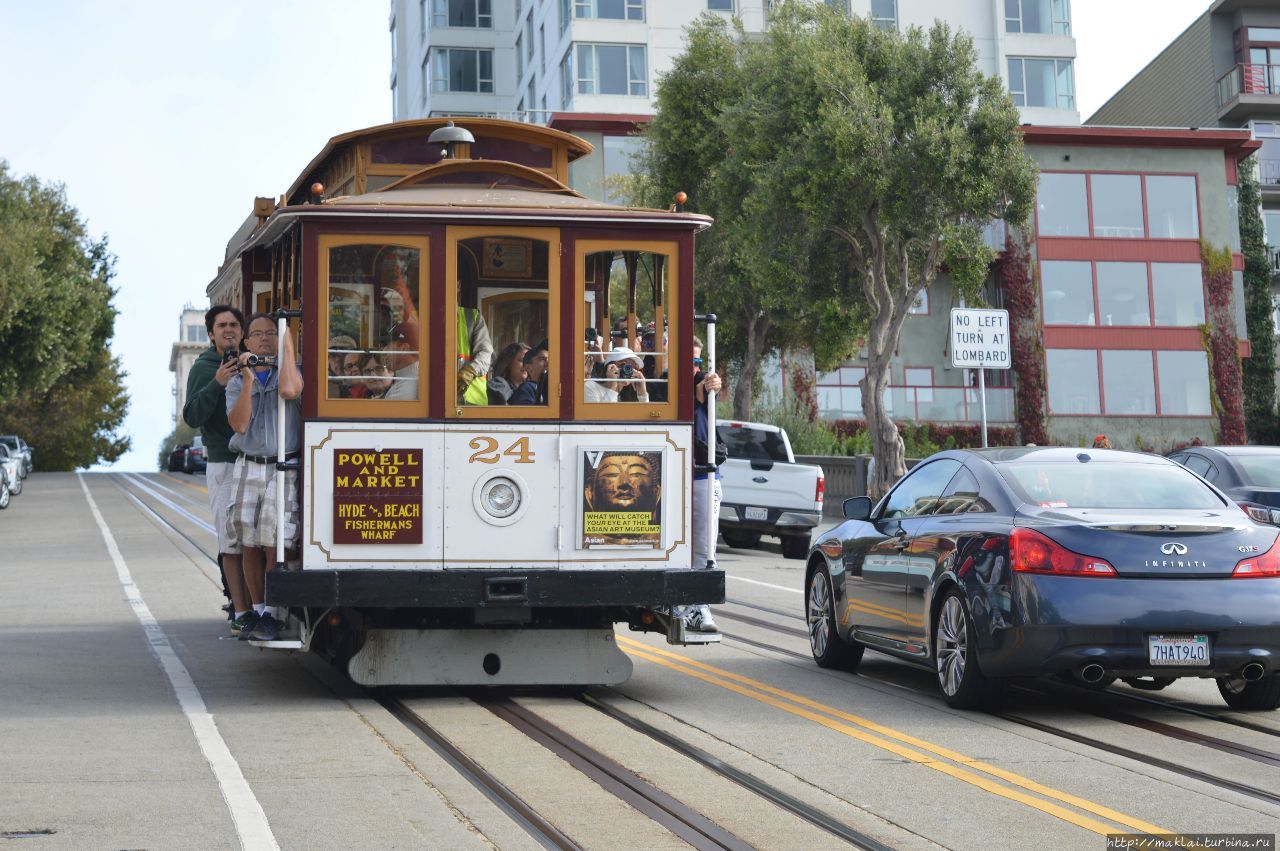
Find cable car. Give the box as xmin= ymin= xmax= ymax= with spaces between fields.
xmin=208 ymin=118 xmax=724 ymax=685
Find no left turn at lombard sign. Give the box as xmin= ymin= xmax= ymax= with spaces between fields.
xmin=950 ymin=308 xmax=1011 ymax=369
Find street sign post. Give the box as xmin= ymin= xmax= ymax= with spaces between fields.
xmin=950 ymin=308 xmax=1011 ymax=448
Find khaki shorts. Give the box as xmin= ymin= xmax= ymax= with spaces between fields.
xmin=205 ymin=461 xmax=241 ymax=555
xmin=227 ymin=456 xmax=299 ymax=551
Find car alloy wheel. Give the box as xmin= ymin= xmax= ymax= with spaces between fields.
xmin=933 ymin=589 xmax=1005 ymax=709
xmin=0 ymin=483 xmax=9 ymax=509
xmin=807 ymin=566 xmax=863 ymax=670
xmin=936 ymin=594 xmax=968 ymax=697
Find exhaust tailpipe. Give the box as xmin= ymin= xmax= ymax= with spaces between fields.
xmin=1242 ymin=662 xmax=1266 ymax=682
xmin=1076 ymin=663 xmax=1107 ymax=684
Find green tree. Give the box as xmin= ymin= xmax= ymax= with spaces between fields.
xmin=639 ymin=7 xmax=1035 ymax=495
xmin=1238 ymin=159 xmax=1277 ymax=443
xmin=0 ymin=161 xmax=130 ymax=469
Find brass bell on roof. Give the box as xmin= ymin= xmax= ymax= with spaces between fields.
xmin=428 ymin=121 xmax=475 ymax=160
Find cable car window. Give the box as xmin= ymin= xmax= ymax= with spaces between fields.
xmin=318 ymin=236 xmax=428 ymax=417
xmin=579 ymin=243 xmax=674 ymax=417
xmin=451 ymin=227 xmax=560 ymax=416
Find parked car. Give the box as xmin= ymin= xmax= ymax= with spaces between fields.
xmin=716 ymin=420 xmax=824 ymax=559
xmin=0 ymin=462 xmax=10 ymax=509
xmin=167 ymin=444 xmax=189 ymax=472
xmin=808 ymin=447 xmax=1280 ymax=711
xmin=0 ymin=435 xmax=31 ymax=477
xmin=183 ymin=435 xmax=206 ymax=473
xmin=1167 ymin=445 xmax=1280 ymax=526
xmin=0 ymin=444 xmax=22 ymax=496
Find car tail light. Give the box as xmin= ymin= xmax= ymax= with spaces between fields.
xmin=815 ymin=475 xmax=825 ymax=510
xmin=1010 ymin=527 xmax=1116 ymax=577
xmin=1233 ymin=533 xmax=1280 ymax=578
xmin=1238 ymin=502 xmax=1279 ymax=526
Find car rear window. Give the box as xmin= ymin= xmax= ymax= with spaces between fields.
xmin=998 ymin=462 xmax=1225 ymax=510
xmin=1233 ymin=455 xmax=1280 ymax=487
xmin=716 ymin=425 xmax=790 ymax=463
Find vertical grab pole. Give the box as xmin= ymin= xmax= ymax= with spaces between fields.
xmin=704 ymin=314 xmax=717 ymax=570
xmin=276 ymin=313 xmax=287 ymax=570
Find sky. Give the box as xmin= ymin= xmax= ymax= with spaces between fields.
xmin=0 ymin=0 xmax=1217 ymax=470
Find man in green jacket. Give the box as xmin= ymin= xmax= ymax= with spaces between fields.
xmin=183 ymin=305 xmax=250 ymax=633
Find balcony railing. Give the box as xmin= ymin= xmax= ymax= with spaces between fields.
xmin=1217 ymin=63 xmax=1280 ymax=108
xmin=1271 ymin=246 xmax=1280 ymax=277
xmin=816 ymin=384 xmax=1016 ymax=424
xmin=1259 ymin=159 xmax=1280 ymax=188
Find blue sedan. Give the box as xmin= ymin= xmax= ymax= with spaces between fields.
xmin=807 ymin=448 xmax=1280 ymax=710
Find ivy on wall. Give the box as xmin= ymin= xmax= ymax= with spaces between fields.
xmin=999 ymin=236 xmax=1048 ymax=445
xmin=1237 ymin=160 xmax=1278 ymax=443
xmin=1201 ymin=241 xmax=1247 ymax=445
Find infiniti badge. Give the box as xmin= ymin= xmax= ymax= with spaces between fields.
xmin=1160 ymin=542 xmax=1188 ymax=555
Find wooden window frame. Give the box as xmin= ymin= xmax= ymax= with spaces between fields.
xmin=316 ymin=233 xmax=430 ymax=420
xmin=575 ymin=239 xmax=680 ymax=422
xmin=446 ymin=225 xmax=562 ymax=420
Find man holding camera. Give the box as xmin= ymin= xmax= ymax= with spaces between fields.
xmin=183 ymin=306 xmax=250 ymax=633
xmin=225 ymin=312 xmax=304 ymax=642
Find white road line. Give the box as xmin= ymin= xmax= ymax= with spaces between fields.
xmin=78 ymin=474 xmax=279 ymax=850
xmin=726 ymin=574 xmax=803 ymax=594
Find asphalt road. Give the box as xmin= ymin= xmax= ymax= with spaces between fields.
xmin=2 ymin=472 xmax=1278 ymax=850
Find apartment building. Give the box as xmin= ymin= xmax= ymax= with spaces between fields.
xmin=1089 ymin=2 xmax=1280 ymax=282
xmin=168 ymin=307 xmax=209 ymax=425
xmin=389 ymin=0 xmax=1081 ymax=128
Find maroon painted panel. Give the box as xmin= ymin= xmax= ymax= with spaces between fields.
xmin=332 ymin=449 xmax=424 ymax=544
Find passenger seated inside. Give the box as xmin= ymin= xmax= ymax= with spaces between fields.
xmin=342 ymin=351 xmax=371 ymax=398
xmin=383 ymin=322 xmax=419 ymax=400
xmin=488 ymin=342 xmax=530 ymax=405
xmin=327 ymin=334 xmax=358 ymax=398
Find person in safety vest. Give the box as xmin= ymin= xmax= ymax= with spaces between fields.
xmin=457 ymin=306 xmax=493 ymax=405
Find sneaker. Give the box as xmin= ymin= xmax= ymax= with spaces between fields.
xmin=685 ymin=604 xmax=718 ymax=633
xmin=229 ymin=613 xmax=255 ymax=635
xmin=236 ymin=611 xmax=260 ymax=641
xmin=248 ymin=613 xmax=279 ymax=642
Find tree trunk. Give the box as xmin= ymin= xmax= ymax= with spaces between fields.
xmin=861 ymin=332 xmax=904 ymax=501
xmin=732 ymin=308 xmax=770 ymax=420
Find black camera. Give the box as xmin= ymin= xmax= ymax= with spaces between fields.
xmin=585 ymin=327 xmax=598 ymax=344
xmin=221 ymin=349 xmax=239 ymax=364
xmin=244 ymin=354 xmax=277 ymax=367
xmin=619 ymin=362 xmax=634 ymax=379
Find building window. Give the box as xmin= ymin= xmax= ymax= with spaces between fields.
xmin=708 ymin=0 xmax=733 ymax=10
xmin=1047 ymin=349 xmax=1100 ymax=414
xmin=1042 ymin=260 xmax=1203 ymax=329
xmin=575 ymin=0 xmax=644 ymax=21
xmin=516 ymin=34 xmax=524 ymax=80
xmin=1151 ymin=263 xmax=1205 ymax=326
xmin=1041 ymin=261 xmax=1093 ymax=324
xmin=1090 ymin=173 xmax=1143 ymax=238
xmin=1008 ymin=57 xmax=1075 ymax=110
xmin=1005 ymin=0 xmax=1071 ymax=35
xmin=1101 ymin=350 xmax=1156 ymax=415
xmin=1157 ymin=351 xmax=1211 ymax=415
xmin=904 ymin=367 xmax=934 ymax=405
xmin=528 ymin=77 xmax=536 ymax=113
xmin=908 ymin=289 xmax=929 ymax=315
xmin=432 ymin=48 xmax=494 ymax=93
xmin=561 ymin=0 xmax=570 ymax=33
xmin=561 ymin=50 xmax=573 ymax=106
xmin=527 ymin=15 xmax=535 ymax=61
xmin=1036 ymin=172 xmax=1088 ymax=236
xmin=432 ymin=0 xmax=492 ymax=28
xmin=390 ymin=18 xmax=397 ymax=68
xmin=1146 ymin=175 xmax=1199 ymax=239
xmin=421 ymin=55 xmax=430 ymax=101
xmin=870 ymin=0 xmax=896 ymax=31
xmin=419 ymin=0 xmax=427 ymax=37
xmin=540 ymin=24 xmax=546 ymax=73
xmin=1039 ymin=172 xmax=1200 ymax=240
xmin=576 ymin=44 xmax=647 ymax=96
xmin=187 ymin=325 xmax=205 ymax=343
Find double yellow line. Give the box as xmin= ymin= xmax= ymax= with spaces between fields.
xmin=618 ymin=636 xmax=1170 ymax=837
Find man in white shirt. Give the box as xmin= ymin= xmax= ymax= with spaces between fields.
xmin=384 ymin=321 xmax=419 ymax=400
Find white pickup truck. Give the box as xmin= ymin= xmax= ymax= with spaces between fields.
xmin=715 ymin=420 xmax=825 ymax=560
